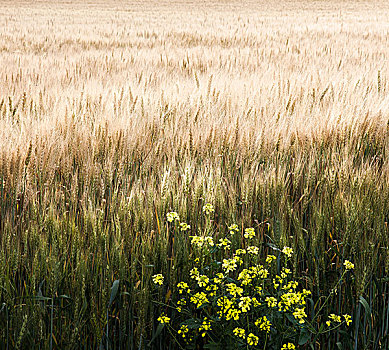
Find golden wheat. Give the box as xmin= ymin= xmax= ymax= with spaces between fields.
xmin=1 ymin=1 xmax=389 ymax=170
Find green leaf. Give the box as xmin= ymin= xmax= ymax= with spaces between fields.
xmin=204 ymin=342 xmax=222 ymax=349
xmin=108 ymin=280 xmax=120 ymax=308
xmin=298 ymin=328 xmax=311 ymax=345
xmin=148 ymin=323 xmax=164 ymax=345
xmin=359 ymin=296 xmax=372 ymax=319
xmin=184 ymin=318 xmax=201 ymax=329
xmin=33 ymin=296 xmax=52 ymax=301
xmin=58 ymin=295 xmax=71 ymax=299
xmin=285 ymin=313 xmax=296 ymax=324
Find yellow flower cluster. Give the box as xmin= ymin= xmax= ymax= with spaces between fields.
xmin=217 ymin=297 xmax=241 ymax=321
xmin=244 ymin=227 xmax=255 ymax=239
xmin=180 ymin=222 xmax=191 ymax=231
xmin=157 ymin=314 xmax=170 ymax=324
xmin=177 ymin=281 xmax=189 ymax=294
xmin=266 ymin=255 xmax=276 ymax=263
xmin=326 ymin=313 xmax=352 ymax=327
xmin=197 ymin=275 xmax=210 ymax=287
xmin=255 ymin=316 xmax=271 ymax=333
xmin=166 ymin=211 xmax=180 ymax=222
xmin=265 ymin=296 xmax=278 ymax=308
xmin=282 ymin=246 xmax=293 ymax=258
xmin=344 ymin=314 xmax=352 ymax=326
xmin=152 ymin=274 xmax=164 ymax=285
xmin=233 ymin=327 xmax=259 ymax=347
xmin=237 ymin=265 xmax=268 ymax=285
xmin=217 ymin=238 xmax=231 ymax=250
xmin=203 ymin=203 xmax=215 ymax=215
xmin=190 ymin=235 xmax=214 ymax=248
xmin=235 ymin=249 xmax=246 ymax=255
xmin=190 ymin=292 xmax=209 ymax=308
xmin=159 ymin=214 xmax=354 ymax=349
xmin=178 ymin=324 xmax=189 ymax=338
xmin=278 ymin=290 xmax=308 ymax=312
xmin=246 ymin=333 xmax=259 ymax=346
xmin=226 ymin=283 xmax=243 ymax=297
xmin=344 ymin=260 xmax=354 ymax=270
xmin=228 ymin=224 xmax=239 ymax=235
xmin=238 ymin=296 xmax=252 ymax=312
xmin=293 ymin=307 xmax=307 ymax=324
xmin=222 ymin=258 xmax=238 ymax=273
xmin=213 ymin=273 xmax=224 ymax=284
xmin=199 ymin=318 xmax=212 ymax=337
xmin=329 ymin=314 xmax=341 ymax=323
xmin=247 ymin=246 xmax=259 ymax=255
xmin=233 ymin=327 xmax=245 ymax=338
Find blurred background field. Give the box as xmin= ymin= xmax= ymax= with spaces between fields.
xmin=0 ymin=0 xmax=388 ymax=348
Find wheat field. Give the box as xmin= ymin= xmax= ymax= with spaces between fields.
xmin=1 ymin=0 xmax=389 ymax=349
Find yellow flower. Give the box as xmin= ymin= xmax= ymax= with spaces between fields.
xmin=203 ymin=203 xmax=214 ymax=215
xmin=217 ymin=238 xmax=231 ymax=250
xmin=178 ymin=324 xmax=189 ymax=338
xmin=152 ymin=274 xmax=164 ymax=285
xmin=190 ymin=267 xmax=199 ymax=279
xmin=199 ymin=318 xmax=212 ymax=337
xmin=205 ymin=284 xmax=218 ymax=296
xmin=222 ymin=258 xmax=237 ymax=273
xmin=179 ymin=222 xmax=190 ymax=231
xmin=228 ymin=223 xmax=239 ymax=235
xmin=343 ymin=314 xmax=352 ymax=326
xmin=213 ymin=273 xmax=224 ymax=284
xmin=238 ymin=296 xmax=252 ymax=312
xmin=166 ymin=212 xmax=179 ymax=222
xmin=235 ymin=249 xmax=246 ymax=256
xmin=237 ymin=269 xmax=252 ymax=285
xmin=190 ymin=236 xmax=204 ymax=247
xmin=265 ymin=296 xmax=277 ymax=308
xmin=282 ymin=246 xmax=293 ymax=257
xmin=329 ymin=314 xmax=342 ymax=323
xmin=177 ymin=281 xmax=189 ymax=294
xmin=266 ymin=255 xmax=276 ymax=263
xmin=233 ymin=255 xmax=243 ymax=265
xmin=258 ymin=268 xmax=269 ymax=279
xmin=293 ymin=307 xmax=307 ymax=324
xmin=244 ymin=228 xmax=255 ymax=239
xmin=233 ymin=327 xmax=246 ymax=339
xmin=190 ymin=292 xmax=209 ymax=308
xmin=344 ymin=260 xmax=354 ymax=270
xmin=226 ymin=283 xmax=243 ymax=297
xmin=157 ymin=313 xmax=170 ymax=324
xmin=282 ymin=281 xmax=298 ymax=291
xmin=247 ymin=246 xmax=259 ymax=255
xmin=204 ymin=236 xmax=214 ymax=246
xmin=247 ymin=333 xmax=259 ymax=346
xmin=255 ymin=316 xmax=271 ymax=333
xmin=197 ymin=275 xmax=209 ymax=287
xmin=190 ymin=236 xmax=214 ymax=248
xmin=281 ymin=343 xmax=296 ymax=349
xmin=217 ymin=297 xmax=239 ymax=320
xmin=226 ymin=307 xmax=241 ymax=321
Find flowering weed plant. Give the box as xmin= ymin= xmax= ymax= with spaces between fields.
xmin=153 ymin=208 xmax=353 ymax=349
